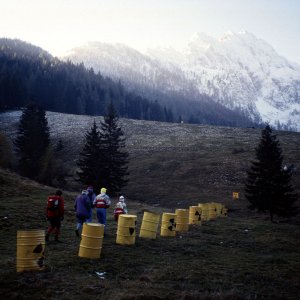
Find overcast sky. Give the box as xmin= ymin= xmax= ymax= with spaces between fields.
xmin=0 ymin=0 xmax=299 ymax=64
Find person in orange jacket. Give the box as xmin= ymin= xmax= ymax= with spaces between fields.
xmin=45 ymin=190 xmax=64 ymax=242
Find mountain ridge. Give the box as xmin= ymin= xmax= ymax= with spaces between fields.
xmin=64 ymin=31 xmax=300 ymax=131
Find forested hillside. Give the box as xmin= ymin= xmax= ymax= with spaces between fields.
xmin=0 ymin=38 xmax=257 ymax=127
xmin=0 ymin=38 xmax=173 ymax=122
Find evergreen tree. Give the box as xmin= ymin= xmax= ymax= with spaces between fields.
xmin=14 ymin=103 xmax=50 ymax=179
xmin=99 ymin=101 xmax=129 ymax=195
xmin=245 ymin=125 xmax=298 ymax=221
xmin=77 ymin=120 xmax=103 ymax=193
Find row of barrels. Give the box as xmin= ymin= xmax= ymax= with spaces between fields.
xmin=16 ymin=202 xmax=227 ymax=272
xmin=139 ymin=202 xmax=227 ymax=240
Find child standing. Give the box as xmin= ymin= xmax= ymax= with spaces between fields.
xmin=114 ymin=195 xmax=128 ymax=221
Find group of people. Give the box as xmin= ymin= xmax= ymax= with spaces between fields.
xmin=45 ymin=187 xmax=128 ymax=242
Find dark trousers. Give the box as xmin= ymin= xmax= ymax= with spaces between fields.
xmin=76 ymin=214 xmax=89 ymax=231
xmin=47 ymin=217 xmax=61 ymax=239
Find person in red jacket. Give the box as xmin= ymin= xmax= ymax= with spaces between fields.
xmin=45 ymin=190 xmax=64 ymax=242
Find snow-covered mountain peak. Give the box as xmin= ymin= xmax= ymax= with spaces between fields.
xmin=148 ymin=32 xmax=300 ymax=130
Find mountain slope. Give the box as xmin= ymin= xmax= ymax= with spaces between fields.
xmin=64 ymin=31 xmax=300 ymax=131
xmin=63 ymin=42 xmax=258 ymax=128
xmin=63 ymin=42 xmax=200 ymax=98
xmin=151 ymin=31 xmax=300 ymax=130
xmin=1 ymin=110 xmax=299 ymax=208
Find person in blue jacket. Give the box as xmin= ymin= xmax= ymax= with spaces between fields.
xmin=86 ymin=186 xmax=96 ymax=222
xmin=74 ymin=190 xmax=91 ymax=237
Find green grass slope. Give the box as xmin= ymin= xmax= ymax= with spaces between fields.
xmin=0 ymin=168 xmax=300 ymax=299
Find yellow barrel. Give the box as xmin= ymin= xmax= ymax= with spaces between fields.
xmin=116 ymin=214 xmax=137 ymax=245
xmin=221 ymin=207 xmax=228 ymax=217
xmin=215 ymin=203 xmax=223 ymax=216
xmin=175 ymin=209 xmax=189 ymax=232
xmin=139 ymin=211 xmax=160 ymax=239
xmin=78 ymin=223 xmax=104 ymax=259
xmin=16 ymin=230 xmax=45 ymax=272
xmin=160 ymin=213 xmax=176 ymax=237
xmin=198 ymin=203 xmax=209 ymax=221
xmin=189 ymin=206 xmax=202 ymax=225
xmin=208 ymin=202 xmax=217 ymax=219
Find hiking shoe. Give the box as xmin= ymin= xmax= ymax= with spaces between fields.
xmin=75 ymin=229 xmax=80 ymax=237
xmin=55 ymin=239 xmax=62 ymax=243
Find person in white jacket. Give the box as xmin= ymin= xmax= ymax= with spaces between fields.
xmin=93 ymin=187 xmax=111 ymax=226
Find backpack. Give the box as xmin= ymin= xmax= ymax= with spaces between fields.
xmin=47 ymin=196 xmax=60 ymax=211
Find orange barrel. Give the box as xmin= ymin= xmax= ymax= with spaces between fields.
xmin=175 ymin=209 xmax=189 ymax=232
xmin=208 ymin=202 xmax=217 ymax=220
xmin=160 ymin=213 xmax=176 ymax=237
xmin=116 ymin=214 xmax=137 ymax=245
xmin=78 ymin=223 xmax=104 ymax=259
xmin=189 ymin=206 xmax=202 ymax=225
xmin=16 ymin=230 xmax=45 ymax=272
xmin=139 ymin=211 xmax=160 ymax=239
xmin=198 ymin=203 xmax=209 ymax=221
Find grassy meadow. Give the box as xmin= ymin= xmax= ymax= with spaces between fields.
xmin=0 ymin=168 xmax=299 ymax=299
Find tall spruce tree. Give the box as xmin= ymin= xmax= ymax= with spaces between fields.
xmin=14 ymin=103 xmax=50 ymax=179
xmin=245 ymin=125 xmax=298 ymax=221
xmin=77 ymin=120 xmax=104 ymax=193
xmin=99 ymin=101 xmax=129 ymax=195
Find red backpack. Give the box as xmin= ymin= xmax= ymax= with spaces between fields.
xmin=47 ymin=196 xmax=61 ymax=217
